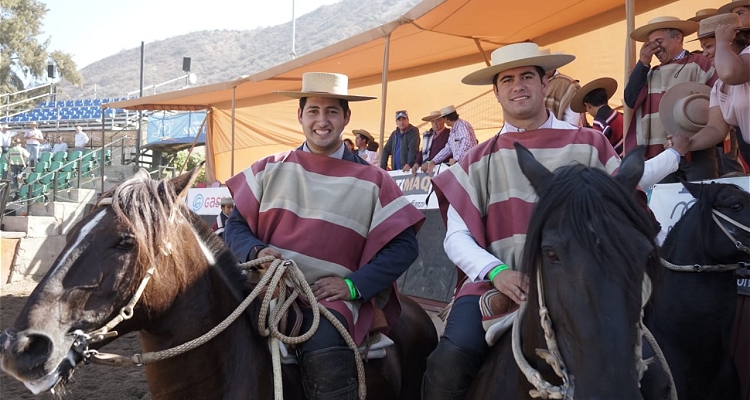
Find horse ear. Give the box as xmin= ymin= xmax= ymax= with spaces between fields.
xmin=514 ymin=142 xmax=552 ymax=192
xmin=170 ymin=162 xmax=205 ymax=199
xmin=614 ymin=146 xmax=645 ymax=191
xmin=134 ymin=168 xmax=151 ymax=181
xmin=681 ymin=179 xmax=703 ymax=199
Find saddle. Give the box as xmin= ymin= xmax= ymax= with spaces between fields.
xmin=479 ymin=289 xmax=519 ymax=346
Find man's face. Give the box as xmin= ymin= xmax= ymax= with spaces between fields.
xmin=647 ymin=29 xmax=684 ymax=64
xmin=700 ymin=37 xmax=717 ymax=65
xmin=354 ymin=134 xmax=367 ymax=149
xmin=431 ymin=117 xmax=446 ymax=131
xmin=396 ymin=116 xmax=409 ymax=131
xmin=221 ymin=204 xmax=234 ymax=214
xmin=298 ymin=97 xmax=350 ymax=155
xmin=734 ymin=6 xmax=750 ymax=27
xmin=493 ymin=66 xmax=548 ymax=124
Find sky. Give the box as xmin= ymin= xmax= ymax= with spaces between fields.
xmin=38 ymin=0 xmax=342 ymax=68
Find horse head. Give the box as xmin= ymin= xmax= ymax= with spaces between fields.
xmin=513 ymin=144 xmax=659 ymax=399
xmin=0 ymin=166 xmax=217 ymax=395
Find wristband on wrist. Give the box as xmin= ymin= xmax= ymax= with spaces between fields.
xmin=487 ymin=264 xmax=509 ymax=285
xmin=249 ymin=245 xmax=267 ymax=261
xmin=344 ymin=278 xmax=358 ymax=300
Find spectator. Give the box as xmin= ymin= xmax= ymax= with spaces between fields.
xmin=343 ymin=138 xmax=355 ymax=152
xmin=23 ymin=122 xmax=44 ymax=168
xmin=542 ymin=49 xmax=585 ymax=126
xmin=51 ymin=136 xmax=68 ymax=153
xmin=430 ymin=105 xmax=477 ymax=165
xmin=719 ymin=0 xmax=750 ymax=26
xmin=380 ymin=110 xmax=420 ymax=171
xmin=1 ymin=124 xmax=16 ymax=158
xmin=74 ymin=126 xmax=90 ymax=149
xmin=7 ymin=139 xmax=29 ymax=190
xmin=624 ymin=16 xmax=718 ymax=182
xmin=687 ymin=8 xmax=718 ymax=23
xmin=352 ymin=129 xmax=379 ymax=165
xmin=212 ymin=197 xmax=234 ymax=240
xmin=412 ymin=110 xmax=451 ymax=174
xmin=223 ymin=72 xmax=423 ymax=400
xmin=571 ymin=77 xmax=624 ymax=155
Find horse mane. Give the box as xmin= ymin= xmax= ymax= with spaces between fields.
xmin=96 ymin=174 xmax=248 ymax=310
xmin=520 ymin=164 xmax=661 ymax=294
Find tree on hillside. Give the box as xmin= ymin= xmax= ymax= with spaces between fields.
xmin=1 ymin=0 xmax=82 ymax=109
xmin=168 ymin=150 xmax=206 ymax=185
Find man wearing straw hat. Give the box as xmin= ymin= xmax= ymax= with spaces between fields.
xmin=571 ymin=77 xmax=625 ymax=155
xmin=719 ymin=0 xmax=750 ymax=26
xmin=624 ymin=16 xmax=719 ymax=182
xmin=211 ymin=197 xmax=234 ymax=240
xmin=223 ymin=72 xmax=424 ymax=400
xmin=429 ymin=105 xmax=477 ymax=166
xmin=412 ymin=110 xmax=451 ymax=174
xmin=423 ymin=42 xmax=687 ymax=399
xmin=352 ymin=128 xmax=379 ymax=165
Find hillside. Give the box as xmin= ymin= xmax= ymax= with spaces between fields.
xmin=59 ymin=0 xmax=421 ymax=99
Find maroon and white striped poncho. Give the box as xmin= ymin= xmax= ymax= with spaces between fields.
xmin=432 ymin=128 xmax=620 ymax=298
xmin=227 ymin=150 xmax=425 ymax=344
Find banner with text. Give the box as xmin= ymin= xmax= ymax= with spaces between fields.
xmin=186 ymin=187 xmax=231 ymax=216
xmin=147 ymin=111 xmax=206 ymax=145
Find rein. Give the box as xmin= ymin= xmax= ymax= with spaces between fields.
xmin=68 ymin=199 xmax=367 ymax=400
xmin=661 ymin=209 xmax=750 ymax=272
xmin=511 ymin=263 xmax=677 ymax=400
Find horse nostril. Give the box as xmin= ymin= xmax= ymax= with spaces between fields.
xmin=11 ymin=333 xmax=53 ymax=359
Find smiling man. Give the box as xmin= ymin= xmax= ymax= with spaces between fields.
xmin=222 ymin=72 xmax=424 ymax=400
xmin=624 ymin=16 xmax=719 ymax=182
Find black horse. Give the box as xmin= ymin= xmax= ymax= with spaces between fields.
xmin=646 ymin=181 xmax=750 ymax=400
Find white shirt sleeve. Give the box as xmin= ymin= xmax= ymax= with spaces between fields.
xmin=562 ymin=105 xmax=581 ymax=126
xmin=639 ymin=148 xmax=680 ymax=188
xmin=444 ymin=205 xmax=503 ymax=282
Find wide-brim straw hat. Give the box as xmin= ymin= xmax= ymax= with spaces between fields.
xmin=570 ymin=77 xmax=618 ymax=113
xmin=462 ymin=43 xmax=575 ymax=85
xmin=719 ymin=0 xmax=750 ymax=14
xmin=439 ymin=105 xmax=457 ymax=117
xmin=630 ymin=16 xmax=699 ymax=42
xmin=422 ymin=111 xmax=442 ymax=121
xmin=352 ymin=129 xmax=374 ymax=142
xmin=693 ymin=13 xmax=747 ymax=40
xmin=688 ymin=9 xmax=718 ymax=22
xmin=275 ymin=72 xmax=376 ymax=101
xmin=659 ymin=82 xmax=710 ymax=137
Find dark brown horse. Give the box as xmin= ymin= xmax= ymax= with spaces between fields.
xmin=465 ymin=145 xmax=667 ymax=399
xmin=646 ymin=181 xmax=750 ymax=400
xmin=0 ymin=168 xmax=437 ymax=399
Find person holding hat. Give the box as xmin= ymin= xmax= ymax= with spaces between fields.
xmin=211 ymin=197 xmax=234 ymax=240
xmin=571 ymin=77 xmax=624 ymax=155
xmin=412 ymin=110 xmax=452 ymax=174
xmin=23 ymin=121 xmax=44 ymax=168
xmin=380 ymin=110 xmax=420 ymax=171
xmin=429 ymin=105 xmax=477 ymax=166
xmin=623 ymin=16 xmax=719 ymax=182
xmin=352 ymin=129 xmax=380 ymax=165
xmin=422 ymin=42 xmax=687 ymax=399
xmin=223 ymin=72 xmax=424 ymax=400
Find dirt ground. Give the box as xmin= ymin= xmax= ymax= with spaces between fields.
xmin=0 ymin=280 xmax=151 ymax=400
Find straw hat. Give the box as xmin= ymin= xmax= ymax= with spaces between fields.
xmin=352 ymin=129 xmax=374 ymax=142
xmin=659 ymin=82 xmax=710 ymax=137
xmin=421 ymin=111 xmax=442 ymax=121
xmin=220 ymin=197 xmax=234 ymax=206
xmin=570 ymin=77 xmax=618 ymax=113
xmin=439 ymin=105 xmax=457 ymax=117
xmin=630 ymin=16 xmax=699 ymax=42
xmin=694 ymin=13 xmax=746 ymax=40
xmin=275 ymin=72 xmax=375 ymax=101
xmin=688 ymin=9 xmax=718 ymax=22
xmin=719 ymin=0 xmax=750 ymax=14
xmin=29 ymin=121 xmax=38 ymax=126
xmin=461 ymin=43 xmax=575 ymax=85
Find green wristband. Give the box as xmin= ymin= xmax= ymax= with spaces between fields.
xmin=487 ymin=264 xmax=509 ymax=284
xmin=344 ymin=278 xmax=358 ymax=300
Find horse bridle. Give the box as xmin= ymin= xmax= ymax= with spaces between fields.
xmin=661 ymin=209 xmax=750 ymax=272
xmin=511 ymin=263 xmax=675 ymax=400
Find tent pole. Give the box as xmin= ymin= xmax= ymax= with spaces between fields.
xmin=623 ymin=0 xmax=635 ymax=155
xmin=474 ymin=39 xmax=491 ymax=66
xmin=231 ymin=87 xmax=236 ymax=177
xmin=378 ymin=33 xmax=392 ymax=162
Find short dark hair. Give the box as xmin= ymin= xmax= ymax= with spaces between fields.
xmin=367 ymin=141 xmax=379 ymax=152
xmin=356 ymin=133 xmax=370 ymax=144
xmin=299 ymin=97 xmax=350 ymax=115
xmin=492 ymin=66 xmax=546 ymax=87
xmin=444 ymin=111 xmax=459 ymax=121
xmin=582 ymin=88 xmax=609 ymax=108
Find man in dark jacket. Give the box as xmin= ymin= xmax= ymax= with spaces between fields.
xmin=380 ymin=110 xmax=420 ymax=171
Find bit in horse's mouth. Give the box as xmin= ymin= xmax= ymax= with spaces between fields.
xmin=23 ymin=350 xmax=78 ymax=395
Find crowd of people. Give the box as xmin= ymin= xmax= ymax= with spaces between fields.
xmin=213 ymin=2 xmax=750 ymax=398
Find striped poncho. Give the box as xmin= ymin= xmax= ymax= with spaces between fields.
xmin=432 ymin=128 xmax=620 ymax=297
xmin=227 ymin=150 xmax=425 ymax=344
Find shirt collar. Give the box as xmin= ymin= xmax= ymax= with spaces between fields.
xmin=302 ymin=142 xmax=345 ymax=159
xmin=501 ymin=111 xmax=555 ymax=133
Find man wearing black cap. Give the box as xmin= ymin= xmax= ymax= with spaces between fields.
xmin=380 ymin=110 xmax=420 ymax=171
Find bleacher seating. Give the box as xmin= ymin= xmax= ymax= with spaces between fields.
xmin=0 ymin=96 xmax=131 ymax=124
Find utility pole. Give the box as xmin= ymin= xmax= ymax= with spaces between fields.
xmin=291 ymin=0 xmax=297 ymax=59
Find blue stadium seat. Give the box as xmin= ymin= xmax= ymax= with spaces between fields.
xmin=56 ymin=100 xmax=65 ymax=107
xmin=74 ymin=99 xmax=83 ymax=107
xmin=93 ymin=99 xmax=102 ymax=106
xmin=65 ymin=100 xmax=74 ymax=107
xmin=39 ymin=101 xmax=48 ymax=108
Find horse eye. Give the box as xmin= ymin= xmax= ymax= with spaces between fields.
xmin=118 ymin=235 xmax=137 ymax=250
xmin=730 ymin=202 xmax=743 ymax=212
xmin=544 ymin=249 xmax=560 ymax=263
